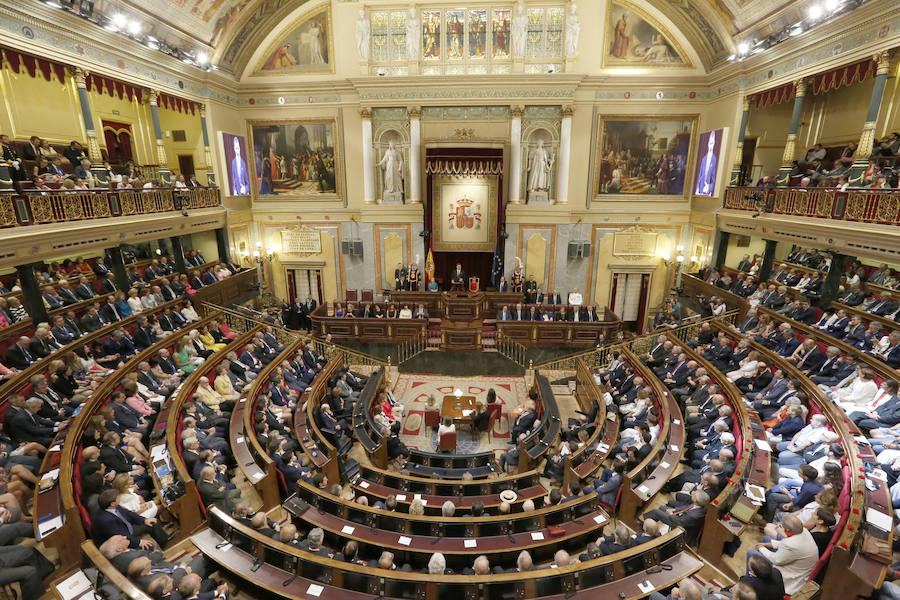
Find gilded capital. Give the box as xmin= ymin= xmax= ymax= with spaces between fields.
xmin=794 ymin=78 xmax=807 ymax=97
xmin=562 ymin=105 xmax=574 ymax=117
xmin=875 ymin=50 xmax=894 ymax=75
xmin=73 ymin=67 xmax=88 ymax=88
xmin=742 ymin=97 xmax=750 ymax=113
xmin=199 ymin=105 xmax=207 ymax=119
xmin=148 ymin=90 xmax=160 ymax=106
xmin=510 ymin=105 xmax=524 ymax=118
xmin=407 ymin=106 xmax=421 ymax=119
xmin=360 ymin=107 xmax=372 ymax=119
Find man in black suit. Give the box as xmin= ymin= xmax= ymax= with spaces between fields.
xmin=523 ymin=275 xmax=537 ymax=303
xmin=736 ymin=254 xmax=752 ymax=272
xmin=302 ymin=296 xmax=317 ymax=331
xmin=511 ymin=303 xmax=525 ymax=321
xmin=93 ymin=257 xmax=111 ymax=279
xmin=57 ymin=281 xmax=80 ymax=305
xmin=642 ymin=489 xmax=709 ymax=544
xmin=100 ymin=295 xmax=124 ymax=322
xmin=449 ymin=263 xmax=466 ymax=291
xmin=92 ymin=489 xmax=168 ymax=549
xmin=9 ymin=398 xmax=58 ymax=446
xmin=80 ymin=305 xmax=104 ymax=333
xmin=547 ymin=289 xmax=562 ymax=305
xmin=22 ymin=135 xmax=40 ymax=160
xmin=497 ymin=305 xmax=512 ymax=321
xmin=526 ymin=305 xmax=539 ymax=321
xmin=74 ymin=276 xmax=96 ymax=300
xmin=598 ymin=526 xmax=631 ymax=555
xmin=98 ymin=273 xmax=118 ymax=295
xmin=497 ymin=277 xmax=509 ymax=292
xmin=196 ymin=465 xmax=241 ymax=512
xmin=4 ymin=337 xmax=35 ymax=370
xmin=510 ymin=401 xmax=537 ymax=439
xmin=29 ymin=329 xmax=60 ymax=359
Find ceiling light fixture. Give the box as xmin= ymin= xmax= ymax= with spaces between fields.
xmin=126 ymin=19 xmax=141 ymax=35
xmin=808 ymin=4 xmax=824 ymax=19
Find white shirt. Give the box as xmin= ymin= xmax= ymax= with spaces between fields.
xmin=835 ymin=378 xmax=878 ymax=411
xmin=568 ymin=292 xmax=583 ymax=306
xmin=399 ymin=308 xmax=412 ymax=319
xmin=438 ymin=423 xmax=455 ymax=436
xmin=142 ymin=182 xmax=154 ymax=189
xmin=127 ymin=297 xmax=144 ymax=314
xmin=759 ymin=528 xmax=818 ymax=595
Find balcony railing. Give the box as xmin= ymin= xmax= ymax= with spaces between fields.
xmin=0 ymin=186 xmax=222 ymax=227
xmin=722 ymin=186 xmax=900 ymax=225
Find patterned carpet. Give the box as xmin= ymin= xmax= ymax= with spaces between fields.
xmin=394 ymin=373 xmax=529 ymax=453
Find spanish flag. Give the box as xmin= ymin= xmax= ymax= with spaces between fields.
xmin=425 ymin=246 xmax=435 ymax=284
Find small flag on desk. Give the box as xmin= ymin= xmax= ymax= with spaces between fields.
xmin=491 ymin=239 xmax=503 ymax=288
xmin=425 ymin=247 xmax=435 ymax=284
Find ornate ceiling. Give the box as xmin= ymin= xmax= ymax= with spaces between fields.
xmin=21 ymin=0 xmax=838 ymax=75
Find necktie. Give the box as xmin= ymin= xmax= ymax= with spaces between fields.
xmin=115 ymin=509 xmax=134 ymax=534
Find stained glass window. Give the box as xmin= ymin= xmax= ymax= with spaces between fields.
xmin=492 ymin=8 xmax=511 ymax=59
xmin=526 ymin=8 xmax=544 ymax=59
xmin=370 ymin=5 xmax=564 ymax=76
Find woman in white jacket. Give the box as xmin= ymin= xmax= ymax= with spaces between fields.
xmin=727 ymin=350 xmax=760 ymax=382
xmin=113 ymin=473 xmax=158 ymax=518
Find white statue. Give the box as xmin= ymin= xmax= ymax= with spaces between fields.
xmin=355 ymin=8 xmax=370 ymax=60
xmin=378 ymin=141 xmax=404 ymax=194
xmin=565 ymin=3 xmax=580 ymax=58
xmin=406 ymin=6 xmax=420 ymax=60
xmin=511 ymin=2 xmax=527 ymax=58
xmin=527 ymin=139 xmax=554 ymax=192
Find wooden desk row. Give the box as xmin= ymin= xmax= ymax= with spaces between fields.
xmin=193 ymin=506 xmax=701 ymax=600
xmin=682 ymin=274 xmax=749 ymax=318
xmin=351 ymin=366 xmax=387 ymax=469
xmin=295 ymin=357 xmax=344 ymax=486
xmin=45 ymin=311 xmax=222 ymax=568
xmin=517 ymin=372 xmax=560 ymax=473
xmin=497 ymin=320 xmax=616 ymax=347
xmin=714 ymin=318 xmax=886 ymax=600
xmin=563 ymin=359 xmax=619 ymax=492
xmin=617 ymin=346 xmax=686 ymax=525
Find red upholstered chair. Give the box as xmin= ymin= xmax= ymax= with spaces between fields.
xmin=360 ymin=289 xmax=374 ymax=303
xmin=424 ymin=408 xmax=440 ymax=431
xmin=487 ymin=404 xmax=503 ymax=441
xmin=346 ymin=289 xmax=358 ymax=302
xmin=439 ymin=431 xmax=457 ymax=452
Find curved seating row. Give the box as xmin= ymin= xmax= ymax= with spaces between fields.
xmin=517 ymin=371 xmax=560 ymax=472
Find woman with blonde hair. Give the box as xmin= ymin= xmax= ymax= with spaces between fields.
xmin=126 ymin=288 xmax=143 ymax=314
xmin=198 ymin=324 xmax=226 ymax=352
xmin=112 ymin=473 xmax=158 ymax=518
xmin=409 ymin=498 xmax=425 ymax=516
xmin=173 ymin=339 xmax=199 ymax=375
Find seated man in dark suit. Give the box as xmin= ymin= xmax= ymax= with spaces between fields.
xmin=92 ymin=489 xmax=169 ymax=549
xmin=510 ymin=401 xmax=537 ymax=439
xmin=641 ymin=489 xmax=709 ymax=544
xmin=598 ymin=525 xmax=631 ymax=555
xmin=196 ymin=465 xmax=241 ymax=512
xmin=449 ymin=263 xmax=466 ymax=291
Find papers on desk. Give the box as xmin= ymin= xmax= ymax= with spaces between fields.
xmin=236 ymin=436 xmax=244 ymax=443
xmin=218 ymin=543 xmax=233 ymax=552
xmin=745 ymin=483 xmax=765 ymax=505
xmin=659 ymin=461 xmax=670 ymax=470
xmin=395 ymin=494 xmax=406 ymax=501
xmin=637 ymin=580 xmax=655 ymax=594
xmin=49 ymin=444 xmax=62 ymax=452
xmin=670 ymin=445 xmax=679 ymax=452
xmin=597 ymin=443 xmax=610 ymax=454
xmin=359 ymin=480 xmax=370 ymax=489
xmin=150 ymin=445 xmax=168 ymax=461
xmin=607 ymin=412 xmax=616 ymax=421
xmin=531 ymin=532 xmax=545 ymax=540
xmin=464 ymin=539 xmax=477 ymax=548
xmin=41 ymin=468 xmax=60 ymax=482
xmin=672 ymin=419 xmax=680 ymax=425
xmin=37 ymin=515 xmax=63 ymax=539
xmin=462 ymin=409 xmax=473 ymax=417
xmin=341 ymin=525 xmax=356 ymax=535
xmin=306 ymin=584 xmax=324 ymax=597
xmin=55 ymin=570 xmax=92 ymax=600
xmin=867 ymin=509 xmax=893 ymax=532
xmin=398 ymin=536 xmax=412 ymax=546
xmin=593 ymin=514 xmax=607 ymax=525
xmin=636 ymin=485 xmax=650 ymax=496
xmin=754 ymin=439 xmax=772 ymax=453
xmin=414 ymin=493 xmax=422 ymax=500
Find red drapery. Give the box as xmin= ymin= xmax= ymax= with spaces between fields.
xmin=85 ymin=73 xmax=143 ymax=103
xmin=0 ymin=47 xmax=66 ymax=84
xmin=811 ymin=58 xmax=874 ymax=95
xmin=752 ymin=57 xmax=875 ymax=110
xmin=158 ymin=92 xmax=197 ymax=115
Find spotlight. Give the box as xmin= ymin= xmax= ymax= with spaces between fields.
xmin=127 ymin=19 xmax=141 ymax=35
xmin=112 ymin=13 xmax=126 ymax=28
xmin=789 ymin=25 xmax=804 ymax=36
xmin=808 ymin=4 xmax=824 ymax=19
xmin=197 ymin=51 xmax=209 ymax=65
xmin=737 ymin=41 xmax=750 ymax=55
xmin=825 ymin=0 xmax=841 ymax=11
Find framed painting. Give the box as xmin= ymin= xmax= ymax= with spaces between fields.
xmin=253 ymin=6 xmax=333 ymax=74
xmin=605 ymin=2 xmax=688 ymax=67
xmin=693 ymin=128 xmax=727 ymax=197
xmin=248 ymin=119 xmax=342 ymax=199
xmin=220 ymin=132 xmax=251 ymax=196
xmin=431 ymin=174 xmax=499 ymax=252
xmin=593 ymin=116 xmax=697 ymax=197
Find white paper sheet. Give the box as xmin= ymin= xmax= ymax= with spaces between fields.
xmin=670 ymin=445 xmax=679 ymax=452
xmin=396 ymin=494 xmax=407 ymax=501
xmin=38 ymin=515 xmax=63 ymax=538
xmin=359 ymin=480 xmax=370 ymax=489
xmin=593 ymin=515 xmax=606 ymax=524
xmin=659 ymin=461 xmax=670 ymax=469
xmin=464 ymin=539 xmax=477 ymax=548
xmin=341 ymin=525 xmax=356 ymax=534
xmin=637 ymin=485 xmax=650 ymax=496
xmin=867 ymin=509 xmax=893 ymax=531
xmin=462 ymin=409 xmax=473 ymax=417
xmin=306 ymin=584 xmax=324 ymax=597
xmin=398 ymin=536 xmax=412 ymax=546
xmin=754 ymin=439 xmax=772 ymax=452
xmin=49 ymin=444 xmax=62 ymax=452
xmin=41 ymin=468 xmax=60 ymax=481
xmin=531 ymin=532 xmax=544 ymax=540
xmin=637 ymin=580 xmax=654 ymax=593
xmin=597 ymin=443 xmax=610 ymax=453
xmin=55 ymin=570 xmax=92 ymax=600
xmin=672 ymin=419 xmax=681 ymax=425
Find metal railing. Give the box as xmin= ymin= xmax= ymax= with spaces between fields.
xmin=533 ymin=343 xmax=618 ymax=371
xmin=496 ymin=330 xmax=529 ymax=367
xmin=723 ymin=186 xmax=900 ymax=225
xmin=395 ymin=332 xmax=427 ymax=365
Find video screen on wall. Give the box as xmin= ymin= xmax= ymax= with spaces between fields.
xmin=693 ymin=128 xmax=725 ymax=197
xmin=221 ymin=132 xmax=251 ymax=196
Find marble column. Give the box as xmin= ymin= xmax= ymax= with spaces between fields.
xmin=820 ymin=252 xmax=851 ymax=308
xmin=215 ymin=228 xmax=230 ymax=262
xmin=408 ymin=106 xmax=422 ymax=204
xmin=73 ymin=68 xmax=101 ymax=163
xmin=15 ymin=262 xmax=48 ymax=324
xmin=170 ymin=235 xmax=187 ymax=274
xmin=758 ymin=239 xmax=778 ymax=282
xmin=776 ymin=78 xmax=807 ymax=186
xmin=556 ymin=105 xmax=573 ymax=204
xmin=729 ymin=97 xmax=751 ymax=186
xmin=712 ymin=231 xmax=730 ymax=269
xmin=361 ymin=108 xmax=376 ymax=204
xmin=148 ymin=90 xmax=171 ymax=182
xmin=107 ymin=246 xmax=130 ymax=293
xmin=509 ymin=106 xmax=523 ymax=204
xmin=849 ymin=51 xmax=895 ymax=184
xmin=200 ymin=105 xmax=215 ymax=185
